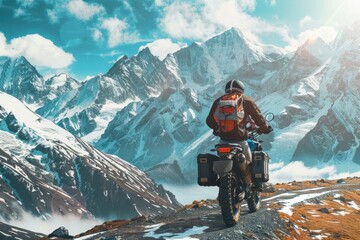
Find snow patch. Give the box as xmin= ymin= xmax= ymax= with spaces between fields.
xmin=144 ymin=223 xmax=208 ymax=239
xmin=278 ymin=191 xmax=332 ymax=216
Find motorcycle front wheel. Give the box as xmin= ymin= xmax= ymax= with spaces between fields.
xmin=247 ymin=188 xmax=261 ymax=212
xmin=219 ymin=173 xmax=241 ymax=226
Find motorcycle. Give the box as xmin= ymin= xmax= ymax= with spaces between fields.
xmin=197 ymin=113 xmax=274 ymax=227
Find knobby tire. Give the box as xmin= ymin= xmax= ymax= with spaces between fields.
xmin=219 ymin=173 xmax=240 ymax=226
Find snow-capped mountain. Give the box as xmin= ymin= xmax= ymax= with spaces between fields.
xmin=0 ymin=56 xmax=48 ymax=107
xmin=35 ymin=27 xmax=284 ymax=177
xmin=97 ymin=26 xmax=360 ymax=178
xmin=4 ymin=25 xmax=360 ymax=184
xmin=45 ymin=73 xmax=81 ymax=100
xmin=0 ymin=57 xmax=82 ymax=110
xmin=164 ymin=27 xmax=283 ymax=91
xmin=292 ymin=31 xmax=360 ymax=167
xmin=0 ymin=91 xmax=181 ymax=221
xmin=37 ymin=47 xmax=183 ymax=143
xmin=262 ymin=37 xmax=331 ymax=95
xmin=95 ymin=87 xmax=209 ymax=175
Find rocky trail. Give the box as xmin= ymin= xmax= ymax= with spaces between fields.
xmin=1 ymin=178 xmax=359 ymax=239
xmin=66 ymin=177 xmax=360 ymax=240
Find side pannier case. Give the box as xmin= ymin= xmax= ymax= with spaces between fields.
xmin=251 ymin=151 xmax=270 ymax=182
xmin=197 ymin=154 xmax=219 ymax=186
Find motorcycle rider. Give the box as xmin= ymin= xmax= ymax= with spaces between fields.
xmin=206 ymin=79 xmax=272 ymax=191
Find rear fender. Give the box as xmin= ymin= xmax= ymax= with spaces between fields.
xmin=213 ymin=159 xmax=233 ymax=177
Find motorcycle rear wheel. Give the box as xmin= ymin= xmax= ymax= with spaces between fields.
xmin=219 ymin=173 xmax=241 ymax=226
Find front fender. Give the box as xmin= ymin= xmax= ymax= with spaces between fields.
xmin=213 ymin=160 xmax=233 ymax=177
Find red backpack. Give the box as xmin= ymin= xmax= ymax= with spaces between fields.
xmin=214 ymin=93 xmax=246 ymax=139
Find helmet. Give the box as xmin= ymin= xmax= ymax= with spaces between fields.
xmin=225 ymin=79 xmax=245 ymax=93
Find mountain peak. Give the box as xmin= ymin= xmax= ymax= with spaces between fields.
xmin=136 ymin=47 xmax=156 ymax=60
xmin=114 ymin=54 xmax=129 ymax=65
xmin=209 ymin=27 xmax=246 ymax=43
xmin=226 ymin=27 xmax=244 ymax=37
xmin=303 ymin=37 xmax=327 ymax=47
xmin=333 ymin=25 xmax=355 ymax=49
xmin=15 ymin=55 xmax=32 ymax=66
xmin=297 ymin=37 xmax=331 ymax=62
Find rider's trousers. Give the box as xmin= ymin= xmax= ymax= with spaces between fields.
xmin=219 ymin=139 xmax=253 ymax=185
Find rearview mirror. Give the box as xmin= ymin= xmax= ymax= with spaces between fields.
xmin=265 ymin=113 xmax=274 ymax=122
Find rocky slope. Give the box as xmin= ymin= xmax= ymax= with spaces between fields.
xmin=145 ymin=160 xmax=189 ymax=185
xmin=25 ymin=177 xmax=358 ymax=240
xmin=94 ymin=27 xmax=286 ymax=176
xmin=3 ymin=25 xmax=360 ymax=182
xmin=45 ymin=73 xmax=81 ymax=101
xmin=292 ymin=30 xmax=360 ymax=166
xmin=0 ymin=91 xmax=181 ymax=222
xmin=0 ymin=222 xmax=45 ymax=239
xmin=94 ymin=26 xmax=360 ymax=179
xmin=36 ymin=47 xmax=182 ymax=143
xmin=0 ymin=57 xmax=81 ymax=110
xmin=0 ymin=56 xmax=48 ymax=107
xmin=95 ymin=87 xmax=209 ymax=173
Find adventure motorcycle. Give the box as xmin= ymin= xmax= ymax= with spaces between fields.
xmin=197 ymin=113 xmax=274 ymax=226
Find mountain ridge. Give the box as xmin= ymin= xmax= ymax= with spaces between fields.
xmin=0 ymin=91 xmax=181 ymax=222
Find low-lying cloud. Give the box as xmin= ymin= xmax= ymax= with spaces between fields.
xmin=4 ymin=211 xmax=100 ymax=236
xmin=270 ymin=161 xmax=360 ymax=183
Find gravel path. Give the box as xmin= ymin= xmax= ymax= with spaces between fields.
xmin=76 ymin=179 xmax=360 ymax=240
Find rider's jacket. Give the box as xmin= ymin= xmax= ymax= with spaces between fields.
xmin=206 ymin=95 xmax=268 ymax=141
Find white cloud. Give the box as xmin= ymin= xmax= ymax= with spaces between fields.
xmin=160 ymin=0 xmax=290 ymax=43
xmin=14 ymin=0 xmax=35 ymax=18
xmin=298 ymin=26 xmax=337 ymax=43
xmin=285 ymin=26 xmax=337 ymax=51
xmin=99 ymin=50 xmax=122 ymax=57
xmin=160 ymin=2 xmax=215 ymax=40
xmin=300 ymin=16 xmax=313 ymax=28
xmin=0 ymin=32 xmax=75 ymax=69
xmin=239 ymin=0 xmax=256 ymax=11
xmin=92 ymin=29 xmax=103 ymax=42
xmin=155 ymin=0 xmax=166 ymax=7
xmin=67 ymin=0 xmax=105 ymax=21
xmin=47 ymin=9 xmax=59 ymax=23
xmin=16 ymin=0 xmax=34 ymax=7
xmin=13 ymin=8 xmax=27 ymax=17
xmin=265 ymin=0 xmax=276 ymax=6
xmin=100 ymin=17 xmax=139 ymax=47
xmin=139 ymin=39 xmax=187 ymax=60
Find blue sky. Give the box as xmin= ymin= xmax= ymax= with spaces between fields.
xmin=0 ymin=0 xmax=359 ymax=80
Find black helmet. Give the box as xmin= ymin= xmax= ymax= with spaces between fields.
xmin=225 ymin=79 xmax=245 ymax=93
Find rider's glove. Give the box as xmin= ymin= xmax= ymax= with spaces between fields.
xmin=258 ymin=125 xmax=272 ymax=134
xmin=213 ymin=129 xmax=219 ymax=136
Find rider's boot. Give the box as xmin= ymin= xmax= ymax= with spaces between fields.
xmin=252 ymin=180 xmax=263 ymax=191
xmin=236 ymin=191 xmax=245 ymax=202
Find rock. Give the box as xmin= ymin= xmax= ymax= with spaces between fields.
xmin=5 ymin=113 xmax=21 ymax=133
xmin=318 ymin=208 xmax=330 ymax=213
xmin=263 ymin=183 xmax=276 ymax=192
xmin=336 ymin=179 xmax=346 ymax=184
xmin=48 ymin=226 xmax=72 ymax=239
